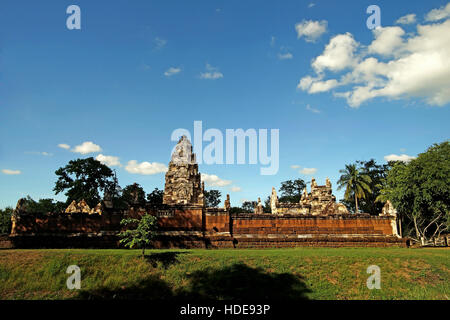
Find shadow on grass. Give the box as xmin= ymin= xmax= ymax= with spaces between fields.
xmin=75 ymin=262 xmax=311 ymax=300
xmin=144 ymin=251 xmax=187 ymax=269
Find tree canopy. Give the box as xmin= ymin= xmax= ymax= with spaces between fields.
xmin=204 ymin=189 xmax=221 ymax=208
xmin=279 ymin=179 xmax=306 ymax=203
xmin=53 ymin=157 xmax=115 ymax=207
xmin=337 ymin=164 xmax=372 ymax=213
xmin=379 ymin=141 xmax=449 ymax=244
xmin=118 ymin=214 xmax=158 ymax=256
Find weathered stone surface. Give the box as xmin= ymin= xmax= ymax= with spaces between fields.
xmin=272 ymin=178 xmax=348 ymax=216
xmin=381 ymin=200 xmax=397 ymax=217
xmin=64 ymin=199 xmax=91 ymax=214
xmin=224 ymin=194 xmax=231 ymax=211
xmin=90 ymin=203 xmax=103 ymax=215
xmin=270 ymin=187 xmax=278 ymax=214
xmin=162 ymin=136 xmax=204 ymax=206
xmin=254 ymin=197 xmax=264 ymax=214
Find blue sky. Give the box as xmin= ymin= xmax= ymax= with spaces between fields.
xmin=1 ymin=0 xmax=449 ymax=208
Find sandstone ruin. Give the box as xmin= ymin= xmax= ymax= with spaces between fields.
xmin=7 ymin=135 xmax=404 ymax=249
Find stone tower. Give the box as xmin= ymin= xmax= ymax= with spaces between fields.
xmin=162 ymin=136 xmax=204 ymax=206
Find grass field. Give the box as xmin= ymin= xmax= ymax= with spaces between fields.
xmin=0 ymin=247 xmax=448 ymax=300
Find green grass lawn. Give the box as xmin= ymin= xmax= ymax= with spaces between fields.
xmin=0 ymin=247 xmax=448 ymax=300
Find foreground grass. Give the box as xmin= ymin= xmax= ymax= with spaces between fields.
xmin=0 ymin=247 xmax=448 ymax=300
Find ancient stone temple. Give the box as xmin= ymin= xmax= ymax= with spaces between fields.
xmin=270 ymin=177 xmax=349 ymax=215
xmin=5 ymin=136 xmax=406 ymax=249
xmin=162 ymin=136 xmax=204 ymax=206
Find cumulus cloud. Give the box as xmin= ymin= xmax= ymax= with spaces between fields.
xmin=96 ymin=154 xmax=121 ymax=167
xmin=2 ymin=169 xmax=21 ymax=175
xmin=72 ymin=141 xmax=102 ymax=154
xmin=164 ymin=67 xmax=181 ymax=77
xmin=278 ymin=52 xmax=293 ymax=60
xmin=199 ymin=64 xmax=223 ymax=80
xmin=154 ymin=37 xmax=167 ymax=50
xmin=290 ymin=165 xmax=318 ymax=175
xmin=368 ymin=26 xmax=405 ymax=56
xmin=384 ymin=154 xmax=416 ymax=162
xmin=306 ymin=104 xmax=321 ymax=113
xmin=58 ymin=143 xmax=70 ymax=150
xmin=311 ymin=33 xmax=359 ymax=72
xmin=396 ymin=14 xmax=416 ymax=25
xmin=201 ymin=173 xmax=232 ymax=187
xmin=230 ymin=186 xmax=242 ymax=192
xmin=300 ymin=168 xmax=317 ymax=175
xmin=425 ymin=3 xmax=450 ymax=21
xmin=295 ymin=19 xmax=327 ymax=42
xmin=26 ymin=151 xmax=53 ymax=156
xmin=270 ymin=36 xmax=276 ymax=47
xmin=297 ymin=8 xmax=450 ymax=108
xmin=125 ymin=160 xmax=167 ymax=175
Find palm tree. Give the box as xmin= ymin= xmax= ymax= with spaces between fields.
xmin=337 ymin=164 xmax=372 ymax=213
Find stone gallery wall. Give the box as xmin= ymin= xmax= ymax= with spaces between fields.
xmin=230 ymin=214 xmax=394 ymax=236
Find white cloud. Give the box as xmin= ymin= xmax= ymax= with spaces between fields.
xmin=72 ymin=141 xmax=102 ymax=154
xmin=2 ymin=169 xmax=21 ymax=175
xmin=230 ymin=186 xmax=241 ymax=192
xmin=96 ymin=154 xmax=121 ymax=167
xmin=396 ymin=14 xmax=416 ymax=25
xmin=201 ymin=173 xmax=232 ymax=187
xmin=278 ymin=52 xmax=293 ymax=60
xmin=425 ymin=3 xmax=450 ymax=21
xmin=384 ymin=154 xmax=416 ymax=162
xmin=270 ymin=36 xmax=276 ymax=47
xmin=164 ymin=67 xmax=181 ymax=77
xmin=297 ymin=11 xmax=450 ymax=108
xmin=295 ymin=20 xmax=327 ymax=42
xmin=58 ymin=143 xmax=70 ymax=150
xmin=199 ymin=64 xmax=223 ymax=80
xmin=26 ymin=151 xmax=53 ymax=156
xmin=312 ymin=33 xmax=359 ymax=72
xmin=308 ymin=3 xmax=315 ymax=8
xmin=125 ymin=160 xmax=167 ymax=175
xmin=300 ymin=168 xmax=317 ymax=175
xmin=306 ymin=104 xmax=321 ymax=113
xmin=154 ymin=37 xmax=167 ymax=50
xmin=290 ymin=165 xmax=300 ymax=169
xmin=368 ymin=26 xmax=405 ymax=56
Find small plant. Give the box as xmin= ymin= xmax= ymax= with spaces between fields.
xmin=118 ymin=214 xmax=158 ymax=257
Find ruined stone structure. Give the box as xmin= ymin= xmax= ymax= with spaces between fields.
xmin=269 ymin=177 xmax=349 ymax=216
xmin=162 ymin=136 xmax=204 ymax=206
xmin=7 ymin=136 xmax=406 ymax=249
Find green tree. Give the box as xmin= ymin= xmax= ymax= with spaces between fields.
xmin=118 ymin=214 xmax=158 ymax=257
xmin=204 ymin=189 xmax=221 ymax=208
xmin=147 ymin=188 xmax=164 ymax=208
xmin=342 ymin=160 xmax=389 ymax=215
xmin=0 ymin=207 xmax=13 ymax=234
xmin=121 ymin=183 xmax=146 ymax=208
xmin=379 ymin=142 xmax=450 ymax=245
xmin=337 ymin=164 xmax=372 ymax=214
xmin=54 ymin=157 xmax=115 ymax=207
xmin=19 ymin=196 xmax=67 ymax=214
xmin=241 ymin=201 xmax=257 ymax=213
xmin=279 ymin=179 xmax=306 ymax=203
